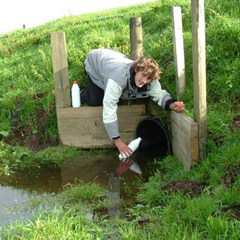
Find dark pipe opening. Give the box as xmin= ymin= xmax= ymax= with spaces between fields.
xmin=135 ymin=117 xmax=171 ymax=158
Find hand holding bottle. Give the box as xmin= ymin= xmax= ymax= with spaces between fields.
xmin=118 ymin=137 xmax=142 ymax=160
xmin=113 ymin=138 xmax=133 ymax=159
xmin=115 ymin=137 xmax=142 ymax=176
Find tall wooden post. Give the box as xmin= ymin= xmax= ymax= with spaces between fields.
xmin=51 ymin=32 xmax=71 ymax=109
xmin=171 ymin=6 xmax=199 ymax=169
xmin=192 ymin=0 xmax=207 ymax=160
xmin=130 ymin=17 xmax=143 ymax=60
xmin=172 ymin=6 xmax=186 ymax=97
xmin=51 ymin=32 xmax=71 ymax=143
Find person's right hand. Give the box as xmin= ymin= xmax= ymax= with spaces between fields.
xmin=113 ymin=138 xmax=133 ymax=159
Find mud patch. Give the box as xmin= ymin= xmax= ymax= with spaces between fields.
xmin=208 ymin=130 xmax=224 ymax=147
xmin=137 ymin=218 xmax=150 ymax=228
xmin=162 ymin=180 xmax=205 ymax=197
xmin=232 ymin=115 xmax=240 ymax=129
xmin=221 ymin=164 xmax=240 ymax=187
xmin=93 ymin=207 xmax=109 ymax=218
xmin=222 ymin=204 xmax=240 ymax=220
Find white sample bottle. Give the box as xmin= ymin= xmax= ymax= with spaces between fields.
xmin=118 ymin=137 xmax=142 ymax=160
xmin=118 ymin=137 xmax=143 ymax=175
xmin=71 ymin=81 xmax=81 ymax=108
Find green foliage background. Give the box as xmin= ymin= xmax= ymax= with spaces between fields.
xmin=0 ymin=0 xmax=239 ymax=143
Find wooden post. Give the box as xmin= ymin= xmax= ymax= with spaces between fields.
xmin=130 ymin=17 xmax=143 ymax=60
xmin=171 ymin=111 xmax=199 ymax=170
xmin=51 ymin=32 xmax=71 ymax=109
xmin=172 ymin=6 xmax=186 ymax=97
xmin=170 ymin=6 xmax=199 ymax=169
xmin=192 ymin=0 xmax=207 ymax=160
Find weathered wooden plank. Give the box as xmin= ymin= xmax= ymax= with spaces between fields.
xmin=58 ymin=115 xmax=144 ymax=136
xmin=51 ymin=32 xmax=71 ymax=142
xmin=58 ymin=105 xmax=147 ymax=148
xmin=58 ymin=105 xmax=146 ymax=119
xmin=51 ymin=32 xmax=71 ymax=108
xmin=58 ymin=116 xmax=145 ymax=136
xmin=171 ymin=111 xmax=199 ymax=170
xmin=60 ymin=130 xmax=138 ymax=148
xmin=130 ymin=17 xmax=143 ymax=60
xmin=172 ymin=6 xmax=186 ymax=97
xmin=192 ymin=0 xmax=207 ymax=160
xmin=60 ymin=135 xmax=111 ymax=148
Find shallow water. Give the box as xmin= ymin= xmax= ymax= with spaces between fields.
xmin=61 ymin=153 xmax=120 ymax=186
xmin=0 ymin=152 xmax=143 ymax=227
xmin=0 ymin=185 xmax=51 ymax=228
xmin=0 ymin=167 xmax=60 ymax=228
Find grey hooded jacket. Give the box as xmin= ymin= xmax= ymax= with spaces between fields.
xmin=84 ymin=48 xmax=172 ymax=140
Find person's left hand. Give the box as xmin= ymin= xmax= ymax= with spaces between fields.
xmin=169 ymin=101 xmax=185 ymax=113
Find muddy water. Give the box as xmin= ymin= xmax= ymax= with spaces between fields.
xmin=61 ymin=152 xmax=120 ymax=186
xmin=0 ymin=151 xmax=144 ymax=227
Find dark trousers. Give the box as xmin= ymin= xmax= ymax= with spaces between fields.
xmin=80 ymin=76 xmax=104 ymax=106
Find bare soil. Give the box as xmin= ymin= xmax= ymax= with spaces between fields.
xmin=162 ymin=180 xmax=206 ymax=197
xmin=221 ymin=164 xmax=240 ymax=187
xmin=222 ymin=204 xmax=240 ymax=220
xmin=232 ymin=115 xmax=240 ymax=129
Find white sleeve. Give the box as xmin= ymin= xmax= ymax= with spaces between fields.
xmin=103 ymin=79 xmax=123 ymax=139
xmin=148 ymin=80 xmax=172 ymax=109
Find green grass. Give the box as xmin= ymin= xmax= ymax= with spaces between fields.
xmin=1 ymin=183 xmax=107 ymax=240
xmin=0 ymin=0 xmax=240 ymax=239
xmin=0 ymin=0 xmax=239 ymax=142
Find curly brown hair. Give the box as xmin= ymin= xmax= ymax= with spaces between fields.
xmin=132 ymin=57 xmax=161 ymax=81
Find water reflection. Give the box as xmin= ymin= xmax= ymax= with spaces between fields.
xmin=61 ymin=153 xmax=119 ymax=186
xmin=0 ymin=152 xmax=119 ymax=227
xmin=0 ymin=151 xmax=147 ymax=228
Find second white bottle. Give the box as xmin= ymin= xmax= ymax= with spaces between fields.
xmin=71 ymin=81 xmax=81 ymax=108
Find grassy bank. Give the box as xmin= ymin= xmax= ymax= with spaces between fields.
xmin=0 ymin=0 xmax=239 ymax=152
xmin=2 ymin=138 xmax=240 ymax=239
xmin=0 ymin=0 xmax=240 ymax=239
